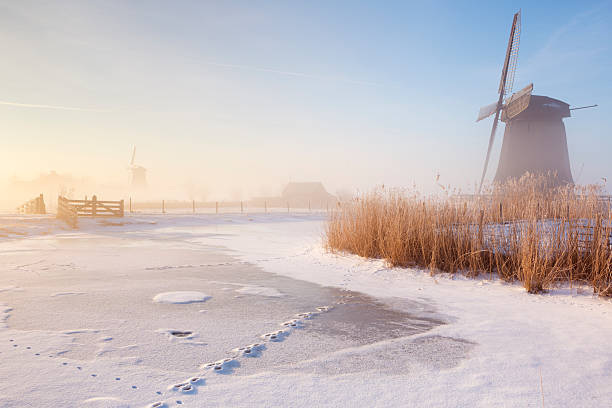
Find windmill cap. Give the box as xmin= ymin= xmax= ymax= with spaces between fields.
xmin=505 ymin=95 xmax=570 ymax=122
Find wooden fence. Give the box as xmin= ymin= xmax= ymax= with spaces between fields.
xmin=126 ymin=198 xmax=337 ymax=214
xmin=57 ymin=196 xmax=78 ymax=228
xmin=57 ymin=195 xmax=124 ymax=228
xmin=479 ymin=219 xmax=612 ymax=253
xmin=18 ymin=194 xmax=46 ymax=214
xmin=574 ymin=223 xmax=612 ymax=252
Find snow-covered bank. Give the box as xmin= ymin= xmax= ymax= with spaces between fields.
xmin=154 ymin=213 xmax=612 ymax=407
xmin=1 ymin=213 xmax=612 ymax=407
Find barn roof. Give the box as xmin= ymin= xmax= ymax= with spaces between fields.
xmin=281 ymin=182 xmax=334 ymax=198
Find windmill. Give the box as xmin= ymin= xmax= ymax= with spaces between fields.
xmin=476 ymin=11 xmax=594 ymax=192
xmin=128 ymin=146 xmax=147 ymax=190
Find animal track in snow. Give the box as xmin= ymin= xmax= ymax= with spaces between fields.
xmin=281 ymin=319 xmax=302 ymax=328
xmin=260 ymin=329 xmax=288 ymax=342
xmin=232 ymin=343 xmax=264 ymax=357
xmin=153 ymin=303 xmax=334 ymax=407
xmin=200 ymin=357 xmax=236 ymax=373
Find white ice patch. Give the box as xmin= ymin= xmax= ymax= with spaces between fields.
xmin=62 ymin=328 xmax=101 ymax=335
xmin=235 ymin=286 xmax=283 ymax=297
xmin=81 ymin=396 xmax=129 ymax=408
xmin=152 ymin=291 xmax=211 ymax=304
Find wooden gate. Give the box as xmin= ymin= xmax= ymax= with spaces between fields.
xmin=57 ymin=195 xmax=124 ymax=228
xmin=18 ymin=194 xmax=46 ymax=214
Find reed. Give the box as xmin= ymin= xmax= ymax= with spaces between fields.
xmin=325 ymin=175 xmax=612 ymax=295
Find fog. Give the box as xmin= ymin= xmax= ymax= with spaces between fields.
xmin=1 ymin=1 xmax=610 ymax=210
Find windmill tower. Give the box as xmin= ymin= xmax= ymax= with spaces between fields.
xmin=128 ymin=146 xmax=147 ymax=190
xmin=476 ymin=11 xmax=594 ymax=192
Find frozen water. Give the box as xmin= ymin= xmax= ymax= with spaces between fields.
xmin=235 ymin=286 xmax=284 ymax=297
xmin=1 ymin=213 xmax=612 ymax=407
xmin=152 ymin=292 xmax=211 ymax=304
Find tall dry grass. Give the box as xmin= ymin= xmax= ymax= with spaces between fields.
xmin=325 ymin=175 xmax=612 ymax=295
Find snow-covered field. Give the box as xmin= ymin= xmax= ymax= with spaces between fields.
xmin=1 ymin=213 xmax=612 ymax=407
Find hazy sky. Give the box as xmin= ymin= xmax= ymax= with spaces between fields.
xmin=1 ymin=0 xmax=611 ymax=198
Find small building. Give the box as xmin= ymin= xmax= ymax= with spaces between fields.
xmin=251 ymin=182 xmax=336 ymax=209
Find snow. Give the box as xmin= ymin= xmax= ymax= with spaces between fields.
xmin=152 ymin=291 xmax=211 ymax=304
xmin=1 ymin=213 xmax=612 ymax=407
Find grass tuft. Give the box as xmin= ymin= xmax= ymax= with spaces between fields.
xmin=325 ymin=174 xmax=612 ymax=295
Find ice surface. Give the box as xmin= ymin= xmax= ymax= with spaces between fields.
xmin=152 ymin=291 xmax=211 ymax=304
xmin=1 ymin=213 xmax=612 ymax=407
xmin=235 ymin=286 xmax=284 ymax=297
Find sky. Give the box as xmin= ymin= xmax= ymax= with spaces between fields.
xmin=0 ymin=0 xmax=611 ymax=202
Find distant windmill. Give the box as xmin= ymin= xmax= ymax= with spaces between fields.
xmin=476 ymin=11 xmax=596 ymax=193
xmin=128 ymin=146 xmax=147 ymax=189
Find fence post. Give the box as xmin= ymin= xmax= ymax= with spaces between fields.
xmin=215 ymin=201 xmax=218 ymax=214
xmin=264 ymin=201 xmax=267 ymax=213
xmin=119 ymin=200 xmax=124 ymax=217
xmin=193 ymin=200 xmax=195 ymax=214
xmin=308 ymin=200 xmax=311 ymax=212
xmin=129 ymin=197 xmax=132 ymax=213
xmin=478 ymin=209 xmax=484 ymax=248
xmin=241 ymin=201 xmax=243 ymax=213
xmin=162 ymin=200 xmax=165 ymax=214
xmin=38 ymin=193 xmax=44 ymax=214
xmin=92 ymin=195 xmax=97 ymax=217
xmin=287 ymin=202 xmax=290 ymax=213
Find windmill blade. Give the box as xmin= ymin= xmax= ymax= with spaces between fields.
xmin=477 ymin=11 xmax=520 ymax=194
xmin=130 ymin=146 xmax=136 ymax=165
xmin=478 ymin=109 xmax=502 ymax=194
xmin=498 ymin=11 xmax=521 ymax=96
xmin=477 ymin=101 xmax=499 ymax=122
xmin=502 ymin=83 xmax=533 ymax=121
xmin=502 ymin=10 xmax=521 ymax=96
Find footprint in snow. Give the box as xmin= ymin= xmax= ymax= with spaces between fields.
xmin=153 ymin=305 xmax=333 ymax=407
xmin=232 ymin=343 xmax=265 ymax=357
xmin=200 ymin=358 xmax=239 ymax=374
xmin=281 ymin=319 xmax=302 ymax=328
xmin=169 ymin=376 xmax=205 ymax=396
xmin=260 ymin=329 xmax=288 ymax=342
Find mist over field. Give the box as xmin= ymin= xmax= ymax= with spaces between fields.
xmin=2 ymin=1 xmax=610 ymax=212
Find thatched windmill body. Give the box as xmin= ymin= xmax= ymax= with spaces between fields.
xmin=476 ymin=11 xmax=595 ymax=192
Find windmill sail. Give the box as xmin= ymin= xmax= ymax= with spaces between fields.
xmin=502 ymin=83 xmax=533 ymax=121
xmin=477 ymin=101 xmax=499 ymax=122
xmin=478 ymin=11 xmax=521 ymax=194
xmin=500 ymin=11 xmax=521 ymax=96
